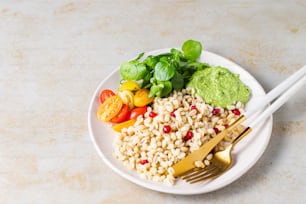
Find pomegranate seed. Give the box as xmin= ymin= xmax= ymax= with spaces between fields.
xmin=140 ymin=159 xmax=149 ymax=165
xmin=170 ymin=110 xmax=176 ymax=117
xmin=213 ymin=128 xmax=219 ymax=134
xmin=212 ymin=108 xmax=220 ymax=115
xmin=163 ymin=125 xmax=171 ymax=133
xmin=232 ymin=108 xmax=241 ymax=116
xmin=191 ymin=105 xmax=197 ymax=113
xmin=184 ymin=131 xmax=193 ymax=141
xmin=149 ymin=111 xmax=157 ymax=118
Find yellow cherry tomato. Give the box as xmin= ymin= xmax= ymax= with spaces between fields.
xmin=117 ymin=90 xmax=134 ymax=109
xmin=133 ymin=89 xmax=154 ymax=107
xmin=97 ymin=95 xmax=123 ymax=122
xmin=112 ymin=119 xmax=136 ymax=132
xmin=119 ymin=81 xmax=140 ymax=92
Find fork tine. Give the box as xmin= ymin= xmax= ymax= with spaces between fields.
xmin=182 ymin=165 xmax=220 ymax=182
xmin=181 ymin=165 xmax=217 ymax=180
xmin=188 ymin=169 xmax=222 ymax=184
xmin=185 ymin=167 xmax=221 ymax=183
xmin=179 ymin=168 xmax=200 ymax=178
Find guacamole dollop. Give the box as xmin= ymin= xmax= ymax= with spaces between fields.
xmin=187 ymin=66 xmax=251 ymax=108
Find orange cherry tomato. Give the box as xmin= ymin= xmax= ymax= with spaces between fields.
xmin=129 ymin=106 xmax=148 ymax=120
xmin=97 ymin=95 xmax=123 ymax=122
xmin=99 ymin=89 xmax=115 ymax=104
xmin=110 ymin=104 xmax=130 ymax=123
xmin=133 ymin=89 xmax=154 ymax=107
xmin=112 ymin=119 xmax=136 ymax=132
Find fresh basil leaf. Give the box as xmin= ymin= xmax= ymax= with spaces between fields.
xmin=136 ymin=52 xmax=145 ymax=60
xmin=142 ymin=71 xmax=153 ymax=88
xmin=120 ymin=62 xmax=138 ymax=80
xmin=134 ymin=64 xmax=148 ymax=80
xmin=171 ymin=72 xmax=184 ymax=90
xmin=170 ymin=48 xmax=183 ymax=63
xmin=186 ymin=61 xmax=210 ymax=71
xmin=182 ymin=39 xmax=202 ymax=61
xmin=149 ymin=83 xmax=164 ymax=98
xmin=143 ymin=55 xmax=158 ymax=69
xmin=154 ymin=61 xmax=175 ymax=81
xmin=158 ymin=81 xmax=172 ymax=97
xmin=159 ymin=56 xmax=170 ymax=63
xmin=119 ymin=61 xmax=148 ymax=80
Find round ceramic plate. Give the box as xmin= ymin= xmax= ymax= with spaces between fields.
xmin=88 ymin=48 xmax=273 ymax=195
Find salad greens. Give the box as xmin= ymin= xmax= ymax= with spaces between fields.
xmin=182 ymin=39 xmax=202 ymax=61
xmin=119 ymin=39 xmax=209 ymax=98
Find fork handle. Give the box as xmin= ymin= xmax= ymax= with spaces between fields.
xmin=245 ymin=65 xmax=306 ymax=120
xmin=231 ymin=127 xmax=252 ymax=147
xmin=231 ymin=71 xmax=305 ymax=151
xmin=248 ymin=74 xmax=305 ymax=128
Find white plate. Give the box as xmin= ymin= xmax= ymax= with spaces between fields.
xmin=88 ymin=49 xmax=273 ymax=195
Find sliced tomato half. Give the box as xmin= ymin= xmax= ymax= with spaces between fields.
xmin=97 ymin=95 xmax=123 ymax=122
xmin=129 ymin=106 xmax=148 ymax=120
xmin=110 ymin=104 xmax=130 ymax=123
xmin=112 ymin=119 xmax=136 ymax=132
xmin=99 ymin=89 xmax=115 ymax=104
xmin=134 ymin=89 xmax=154 ymax=107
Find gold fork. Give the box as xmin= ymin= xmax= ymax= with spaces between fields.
xmin=172 ymin=115 xmax=246 ymax=177
xmin=179 ymin=72 xmax=306 ymax=183
xmin=181 ymin=126 xmax=251 ymax=183
xmin=172 ymin=66 xmax=306 ymax=181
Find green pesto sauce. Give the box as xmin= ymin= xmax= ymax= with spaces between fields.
xmin=187 ymin=66 xmax=251 ymax=108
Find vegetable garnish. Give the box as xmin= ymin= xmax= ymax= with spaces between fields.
xmin=99 ymin=89 xmax=115 ymax=104
xmin=182 ymin=39 xmax=202 ymax=61
xmin=97 ymin=95 xmax=123 ymax=122
xmin=133 ymin=89 xmax=154 ymax=107
xmin=129 ymin=106 xmax=148 ymax=120
xmin=112 ymin=119 xmax=136 ymax=132
xmin=119 ymin=80 xmax=141 ymax=92
xmin=110 ymin=104 xmax=130 ymax=123
xmin=119 ymin=40 xmax=209 ymax=98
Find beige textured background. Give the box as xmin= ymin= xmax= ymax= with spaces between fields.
xmin=0 ymin=0 xmax=305 ymax=203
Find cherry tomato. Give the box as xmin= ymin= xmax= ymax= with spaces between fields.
xmin=110 ymin=104 xmax=130 ymax=123
xmin=112 ymin=119 xmax=136 ymax=132
xmin=97 ymin=95 xmax=123 ymax=122
xmin=118 ymin=90 xmax=134 ymax=109
xmin=99 ymin=89 xmax=115 ymax=104
xmin=133 ymin=89 xmax=154 ymax=107
xmin=119 ymin=80 xmax=140 ymax=92
xmin=129 ymin=106 xmax=148 ymax=120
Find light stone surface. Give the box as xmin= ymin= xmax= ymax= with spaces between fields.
xmin=0 ymin=0 xmax=305 ymax=203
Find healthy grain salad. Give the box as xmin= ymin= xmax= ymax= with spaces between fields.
xmin=96 ymin=40 xmax=251 ymax=185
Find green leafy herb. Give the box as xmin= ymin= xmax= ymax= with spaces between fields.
xmin=119 ymin=39 xmax=208 ymax=98
xmin=120 ymin=61 xmax=148 ymax=80
xmin=154 ymin=61 xmax=175 ymax=81
xmin=158 ymin=81 xmax=172 ymax=97
xmin=182 ymin=39 xmax=202 ymax=61
xmin=171 ymin=72 xmax=184 ymax=90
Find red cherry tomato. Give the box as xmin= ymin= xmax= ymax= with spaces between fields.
xmin=99 ymin=89 xmax=115 ymax=104
xmin=110 ymin=104 xmax=130 ymax=123
xmin=129 ymin=106 xmax=148 ymax=120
